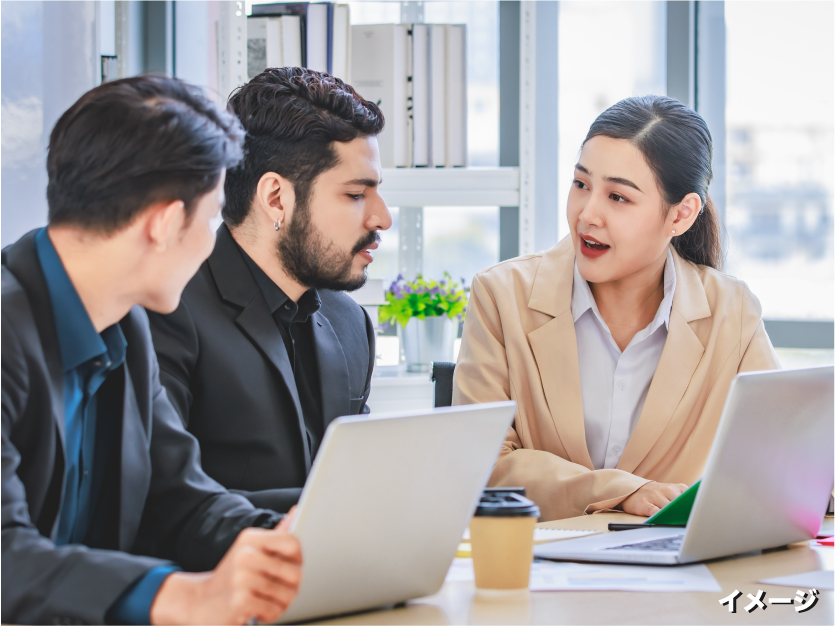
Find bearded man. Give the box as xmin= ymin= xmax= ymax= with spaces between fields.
xmin=147 ymin=68 xmax=391 ymax=513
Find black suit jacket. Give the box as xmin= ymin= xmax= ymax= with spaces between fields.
xmin=147 ymin=225 xmax=374 ymax=513
xmin=1 ymin=231 xmax=282 ymax=625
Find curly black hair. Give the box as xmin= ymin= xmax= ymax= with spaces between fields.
xmin=223 ymin=67 xmax=384 ymax=226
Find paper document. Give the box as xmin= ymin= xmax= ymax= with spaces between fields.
xmin=446 ymin=558 xmax=477 ymax=582
xmin=760 ymin=570 xmax=834 ymax=591
xmin=445 ymin=559 xmax=720 ymax=592
xmin=529 ymin=560 xmax=720 ymax=592
xmin=462 ymin=528 xmax=597 ymax=543
xmin=533 ymin=528 xmax=599 ymax=544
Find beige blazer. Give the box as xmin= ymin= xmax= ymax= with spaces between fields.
xmin=452 ymin=237 xmax=779 ymax=521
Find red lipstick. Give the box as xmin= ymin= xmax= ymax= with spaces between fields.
xmin=578 ymin=233 xmax=610 ymax=259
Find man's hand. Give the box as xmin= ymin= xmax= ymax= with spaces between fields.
xmin=619 ymin=482 xmax=688 ymax=517
xmin=150 ymin=511 xmax=302 ymax=625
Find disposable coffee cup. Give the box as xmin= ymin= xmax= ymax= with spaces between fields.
xmin=469 ymin=489 xmax=540 ymax=590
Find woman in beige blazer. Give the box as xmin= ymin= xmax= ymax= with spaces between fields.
xmin=453 ymin=96 xmax=779 ymax=521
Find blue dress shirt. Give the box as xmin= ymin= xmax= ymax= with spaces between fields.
xmin=35 ymin=228 xmax=178 ymax=624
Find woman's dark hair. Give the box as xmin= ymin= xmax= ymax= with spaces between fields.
xmin=223 ymin=67 xmax=385 ymax=226
xmin=47 ymin=75 xmax=245 ymax=232
xmin=584 ymin=95 xmax=723 ymax=269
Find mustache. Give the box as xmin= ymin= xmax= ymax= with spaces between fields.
xmin=351 ymin=230 xmax=381 ymax=255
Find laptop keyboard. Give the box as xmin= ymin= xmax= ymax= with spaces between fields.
xmin=605 ymin=535 xmax=684 ymax=552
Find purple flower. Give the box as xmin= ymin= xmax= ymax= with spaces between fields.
xmin=404 ymin=284 xmax=413 ymax=294
xmin=395 ymin=292 xmax=405 ymax=300
xmin=430 ymin=286 xmax=440 ymax=296
xmin=396 ymin=274 xmax=404 ymax=282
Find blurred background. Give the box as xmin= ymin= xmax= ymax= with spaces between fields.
xmin=2 ymin=1 xmax=832 ymax=375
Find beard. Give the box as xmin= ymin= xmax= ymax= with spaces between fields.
xmin=276 ymin=199 xmax=380 ymax=292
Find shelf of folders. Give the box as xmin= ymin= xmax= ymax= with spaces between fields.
xmin=352 ymin=23 xmax=467 ymax=169
xmin=247 ymin=4 xmax=467 ymax=170
xmin=247 ymin=3 xmax=352 ymax=82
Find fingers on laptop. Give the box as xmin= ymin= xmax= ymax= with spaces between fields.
xmin=236 ymin=526 xmax=303 ymax=562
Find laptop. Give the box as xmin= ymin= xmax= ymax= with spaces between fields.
xmin=535 ymin=366 xmax=834 ymax=566
xmin=276 ymin=401 xmax=517 ymax=624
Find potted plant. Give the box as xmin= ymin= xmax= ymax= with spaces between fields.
xmin=379 ymin=273 xmax=469 ymax=373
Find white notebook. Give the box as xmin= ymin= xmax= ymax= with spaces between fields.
xmin=445 ymin=24 xmax=467 ymax=167
xmin=351 ymin=24 xmax=412 ymax=167
xmin=331 ymin=5 xmax=351 ymax=81
xmin=281 ymin=15 xmax=302 ymax=68
xmin=462 ymin=528 xmax=598 ymax=544
xmin=411 ymin=24 xmax=430 ymax=167
xmin=305 ymin=3 xmax=329 ymax=73
xmin=428 ymin=23 xmax=447 ymax=167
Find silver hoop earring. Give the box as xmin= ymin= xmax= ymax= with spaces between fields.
xmin=274 ymin=218 xmax=281 ymax=231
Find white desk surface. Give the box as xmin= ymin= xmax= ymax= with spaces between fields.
xmin=315 ymin=512 xmax=834 ymax=625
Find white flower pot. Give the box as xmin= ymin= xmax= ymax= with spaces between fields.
xmin=400 ymin=316 xmax=458 ymax=373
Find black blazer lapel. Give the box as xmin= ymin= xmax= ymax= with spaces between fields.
xmin=208 ymin=225 xmax=311 ymax=471
xmin=236 ymin=299 xmax=310 ymax=471
xmin=118 ymin=365 xmax=151 ymax=550
xmin=311 ymin=311 xmax=351 ymax=428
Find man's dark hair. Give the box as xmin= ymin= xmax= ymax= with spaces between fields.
xmin=47 ymin=75 xmax=245 ymax=232
xmin=223 ymin=67 xmax=384 ymax=226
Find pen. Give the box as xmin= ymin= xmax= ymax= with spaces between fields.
xmin=607 ymin=523 xmax=684 ymax=531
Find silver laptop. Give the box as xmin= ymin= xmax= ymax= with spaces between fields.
xmin=535 ymin=366 xmax=834 ymax=566
xmin=276 ymin=401 xmax=516 ymax=624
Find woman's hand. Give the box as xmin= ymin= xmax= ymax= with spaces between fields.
xmin=619 ymin=482 xmax=688 ymax=517
xmin=150 ymin=511 xmax=302 ymax=625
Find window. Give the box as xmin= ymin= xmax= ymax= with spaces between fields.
xmin=423 ymin=206 xmax=499 ymax=282
xmin=725 ymin=1 xmax=834 ymax=320
xmin=557 ymin=1 xmax=666 ymax=239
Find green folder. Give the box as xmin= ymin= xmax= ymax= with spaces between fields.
xmin=644 ymin=480 xmax=701 ymax=526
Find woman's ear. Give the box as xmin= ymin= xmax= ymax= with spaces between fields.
xmin=254 ymin=172 xmax=293 ymax=228
xmin=670 ymin=192 xmax=702 ymax=236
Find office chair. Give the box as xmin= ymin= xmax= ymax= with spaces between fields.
xmin=431 ymin=361 xmax=456 ymax=407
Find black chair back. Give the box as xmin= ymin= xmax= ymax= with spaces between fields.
xmin=431 ymin=361 xmax=456 ymax=407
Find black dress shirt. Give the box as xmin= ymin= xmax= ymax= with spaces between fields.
xmin=240 ymin=250 xmax=325 ymax=458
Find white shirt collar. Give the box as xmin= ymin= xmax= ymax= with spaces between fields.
xmin=571 ymin=247 xmax=677 ymax=336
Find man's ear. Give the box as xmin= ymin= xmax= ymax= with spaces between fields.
xmin=147 ymin=200 xmax=186 ymax=251
xmin=254 ymin=172 xmax=295 ymax=227
xmin=670 ymin=192 xmax=702 ymax=236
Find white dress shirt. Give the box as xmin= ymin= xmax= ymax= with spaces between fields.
xmin=572 ymin=249 xmax=677 ymax=470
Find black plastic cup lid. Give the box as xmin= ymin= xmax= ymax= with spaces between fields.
xmin=475 ymin=491 xmax=540 ymax=518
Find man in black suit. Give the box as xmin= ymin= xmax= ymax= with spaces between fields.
xmin=147 ymin=68 xmax=391 ymax=513
xmin=2 ymin=77 xmax=301 ymax=625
